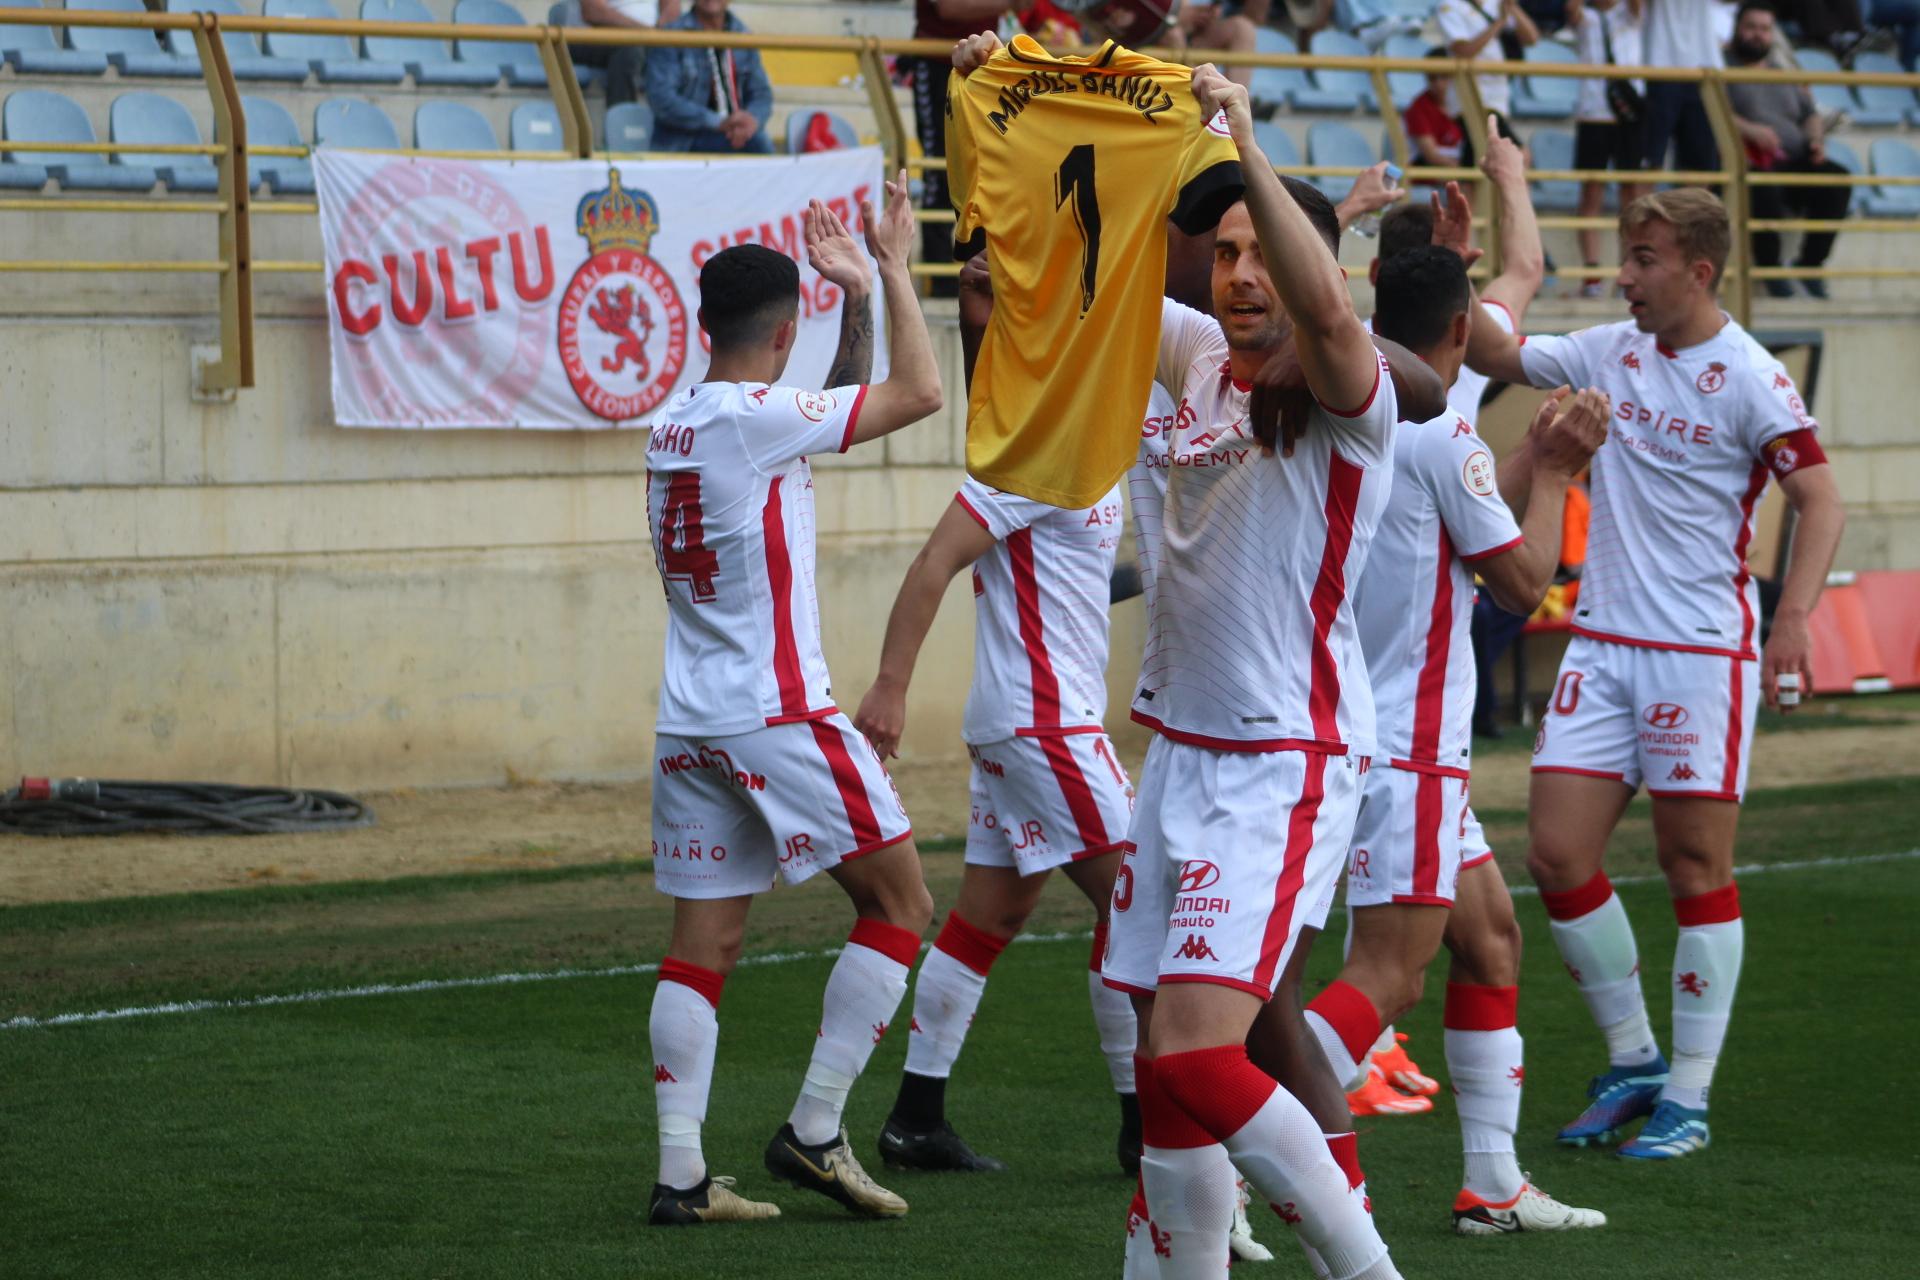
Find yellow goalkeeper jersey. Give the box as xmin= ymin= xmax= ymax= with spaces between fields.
xmin=947 ymin=35 xmax=1243 ymax=508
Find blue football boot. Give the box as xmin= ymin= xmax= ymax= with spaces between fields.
xmin=1619 ymin=1100 xmax=1711 ymax=1160
xmin=1556 ymin=1057 xmax=1668 ymax=1146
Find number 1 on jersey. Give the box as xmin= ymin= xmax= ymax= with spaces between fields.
xmin=1055 ymin=144 xmax=1102 ymax=316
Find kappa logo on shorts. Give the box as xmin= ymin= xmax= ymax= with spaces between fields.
xmin=1177 ymin=860 xmax=1221 ymax=893
xmin=1668 ymin=762 xmax=1699 ymax=782
xmin=1643 ymin=703 xmax=1691 ymax=729
xmin=1173 ymin=933 xmax=1219 ymax=961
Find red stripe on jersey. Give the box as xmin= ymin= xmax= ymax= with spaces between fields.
xmin=1459 ymin=534 xmax=1524 ymax=563
xmin=1129 ymin=709 xmax=1349 ymax=755
xmin=1008 ymin=527 xmax=1063 ymax=729
xmin=808 ymin=717 xmax=883 ymax=849
xmin=1251 ymin=754 xmax=1328 ymax=992
xmin=1410 ymin=525 xmax=1456 ymax=763
xmin=1038 ymin=733 xmax=1111 ymax=853
xmin=838 ymin=384 xmax=870 ymax=453
xmin=761 ymin=478 xmax=809 ymax=719
xmin=1721 ymin=656 xmax=1746 ymax=797
xmin=1317 ymin=356 xmax=1385 ymax=419
xmin=1411 ymin=770 xmax=1444 ymax=899
xmin=1306 ymin=454 xmax=1366 ymax=743
xmin=1730 ymin=461 xmax=1769 ymax=655
xmin=1568 ymin=624 xmax=1753 ymax=661
xmin=1388 ymin=759 xmax=1471 ymax=779
xmin=955 ymin=491 xmax=990 ymax=530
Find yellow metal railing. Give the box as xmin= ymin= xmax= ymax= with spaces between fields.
xmin=1 ymin=8 xmax=1918 ymax=392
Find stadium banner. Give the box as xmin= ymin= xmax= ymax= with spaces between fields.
xmin=315 ymin=147 xmax=890 ymax=429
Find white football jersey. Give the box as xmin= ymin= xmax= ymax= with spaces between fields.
xmin=1128 ymin=383 xmax=1178 ymax=718
xmin=958 ymin=477 xmax=1125 ymax=744
xmin=1355 ymin=411 xmax=1523 ymax=773
xmin=645 ymin=380 xmax=868 ymax=735
xmin=1133 ymin=300 xmax=1399 ymax=756
xmin=1520 ymin=315 xmax=1812 ymax=658
xmin=1447 ymin=299 xmax=1517 ymax=430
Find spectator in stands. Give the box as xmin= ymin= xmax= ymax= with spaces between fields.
xmin=573 ymin=0 xmax=679 ymax=106
xmin=1295 ymin=0 xmax=1425 ymax=47
xmin=1405 ymin=53 xmax=1469 ymax=166
xmin=909 ymin=1 xmax=1003 ymax=294
xmin=1726 ymin=1 xmax=1851 ymax=297
xmin=1435 ymin=0 xmax=1541 ymax=141
xmin=1167 ymin=4 xmax=1262 ymax=91
xmin=643 ymin=0 xmax=773 ymax=153
xmin=1568 ymin=0 xmax=1649 ymax=297
xmin=1641 ymin=0 xmax=1722 ymax=172
xmin=1869 ymin=0 xmax=1920 ymax=68
xmin=1769 ymin=0 xmax=1865 ymax=55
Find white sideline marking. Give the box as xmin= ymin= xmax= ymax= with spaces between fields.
xmin=5 ymin=852 xmax=1915 ymax=1033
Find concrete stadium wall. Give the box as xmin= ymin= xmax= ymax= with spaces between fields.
xmin=0 ymin=293 xmax=1914 ymax=790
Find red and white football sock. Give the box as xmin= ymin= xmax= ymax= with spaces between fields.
xmin=902 ymin=911 xmax=1005 ymax=1081
xmin=1442 ymin=982 xmax=1526 ymax=1202
xmin=1121 ymin=1172 xmax=1165 ymax=1280
xmin=1136 ymin=1054 xmax=1234 ymax=1279
xmin=1665 ymin=884 xmax=1744 ymax=1111
xmin=1542 ymin=871 xmax=1661 ymax=1068
xmin=1089 ymin=922 xmax=1138 ymax=1093
xmin=1156 ymin=1044 xmax=1398 ymax=1280
xmin=788 ymin=918 xmax=919 ymax=1145
xmin=1305 ymin=979 xmax=1383 ymax=1091
xmin=650 ymin=958 xmax=724 ymax=1190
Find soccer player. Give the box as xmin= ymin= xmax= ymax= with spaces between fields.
xmin=854 ymin=253 xmax=1140 ymax=1176
xmin=643 ymin=176 xmax=948 ymax=1225
xmin=1306 ymin=240 xmax=1613 ymax=1234
xmin=1105 ymin=62 xmax=1433 ymax=1280
xmin=1462 ymin=186 xmax=1847 ymax=1158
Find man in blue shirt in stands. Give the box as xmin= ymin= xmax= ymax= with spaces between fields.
xmin=643 ymin=0 xmax=774 ymax=153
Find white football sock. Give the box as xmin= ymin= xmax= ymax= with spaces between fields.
xmin=788 ymin=921 xmax=915 ymax=1145
xmin=1088 ymin=967 xmax=1138 ymax=1093
xmin=1442 ymin=982 xmax=1524 ymax=1201
xmin=1666 ymin=916 xmax=1744 ymax=1111
xmin=902 ymin=946 xmax=987 ymax=1080
xmin=650 ymin=962 xmax=722 ymax=1191
xmin=1545 ymin=876 xmax=1661 ymax=1068
xmin=1141 ymin=1143 xmax=1235 ymax=1279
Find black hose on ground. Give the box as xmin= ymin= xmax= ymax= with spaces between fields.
xmin=0 ymin=779 xmax=375 ymax=837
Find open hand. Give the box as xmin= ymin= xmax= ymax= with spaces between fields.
xmin=862 ymin=168 xmax=916 ymax=274
xmin=1430 ymin=180 xmax=1476 ymax=258
xmin=805 ymin=198 xmax=872 ymax=297
xmin=1248 ymin=336 xmax=1314 ymax=457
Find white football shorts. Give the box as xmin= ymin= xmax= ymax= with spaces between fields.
xmin=650 ymin=711 xmax=912 ymax=898
xmin=1344 ymin=765 xmax=1474 ymax=908
xmin=1532 ymin=635 xmax=1758 ymax=801
xmin=1102 ymin=737 xmax=1363 ymax=1000
xmin=964 ymin=732 xmax=1134 ymax=876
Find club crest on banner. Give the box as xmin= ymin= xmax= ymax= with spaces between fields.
xmin=556 ymin=169 xmax=689 ymax=421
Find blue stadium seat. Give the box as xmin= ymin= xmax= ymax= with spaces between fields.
xmin=1512 ymin=41 xmax=1580 ymax=119
xmin=1824 ymin=138 xmax=1864 ymax=214
xmin=1529 ymin=127 xmax=1581 ymax=212
xmin=362 ymin=0 xmax=501 ymax=87
xmin=67 ymin=0 xmax=199 ymax=77
xmin=414 ymin=100 xmax=500 ymax=151
xmin=1849 ymin=52 xmax=1917 ymax=127
xmin=164 ymin=0 xmax=312 ymax=82
xmin=604 ymin=100 xmax=653 ymax=152
xmin=1306 ymin=120 xmax=1377 ymax=201
xmin=110 ymin=92 xmax=220 ymax=192
xmin=1864 ymin=138 xmax=1920 ymax=217
xmin=241 ymin=95 xmax=314 ymax=193
xmin=546 ymin=2 xmax=602 ymax=87
xmin=3 ymin=89 xmax=156 ymax=191
xmin=510 ymin=100 xmax=565 ymax=151
xmin=263 ymin=0 xmax=407 ymax=83
xmin=1293 ymin=31 xmax=1375 ymax=113
xmin=1250 ymin=28 xmax=1312 ymax=116
xmin=315 ymin=99 xmax=401 ymax=151
xmin=784 ymin=109 xmax=858 ymax=154
xmin=454 ymin=0 xmax=548 ymax=87
xmin=1382 ymin=34 xmax=1429 ymax=111
xmin=1 ymin=24 xmax=111 ymax=75
xmin=1793 ymin=47 xmax=1855 ymax=117
xmin=1251 ymin=119 xmax=1303 ymax=170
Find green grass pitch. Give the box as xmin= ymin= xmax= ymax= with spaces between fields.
xmin=2 ymin=781 xmax=1915 ymax=1278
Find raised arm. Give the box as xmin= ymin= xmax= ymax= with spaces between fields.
xmin=1476 ymin=387 xmax=1609 ymax=612
xmin=804 ymin=199 xmax=875 ymax=388
xmin=1477 ymin=120 xmax=1546 ymax=324
xmin=1193 ymin=66 xmax=1380 ymax=413
xmin=1761 ymin=463 xmax=1846 ymax=711
xmin=1429 ymin=180 xmax=1533 ymax=384
xmin=849 ymin=170 xmax=945 ymax=443
xmin=1335 ymin=162 xmax=1405 ymax=233
xmin=854 ymin=502 xmax=998 ymax=757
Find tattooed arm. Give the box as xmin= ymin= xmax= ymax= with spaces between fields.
xmin=805 ymin=198 xmax=877 ymax=387
xmin=827 ymin=285 xmax=875 ymax=387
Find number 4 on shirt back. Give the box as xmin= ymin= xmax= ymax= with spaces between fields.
xmin=657 ymin=472 xmax=720 ymax=603
xmin=1056 ymin=144 xmax=1102 ymax=315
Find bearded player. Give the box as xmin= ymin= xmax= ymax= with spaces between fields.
xmin=1463 ymin=186 xmax=1846 ymax=1159
xmin=1102 ymin=62 xmax=1441 ymax=1280
xmin=643 ymin=176 xmax=947 ymax=1225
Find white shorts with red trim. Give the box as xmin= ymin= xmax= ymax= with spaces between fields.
xmin=1531 ymin=635 xmax=1758 ymax=801
xmin=1344 ymin=765 xmax=1474 ymax=908
xmin=964 ymin=733 xmax=1134 ymax=876
xmin=1460 ymin=805 xmax=1494 ymax=870
xmin=1102 ymin=737 xmax=1363 ymax=1001
xmin=650 ymin=711 xmax=912 ymax=898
